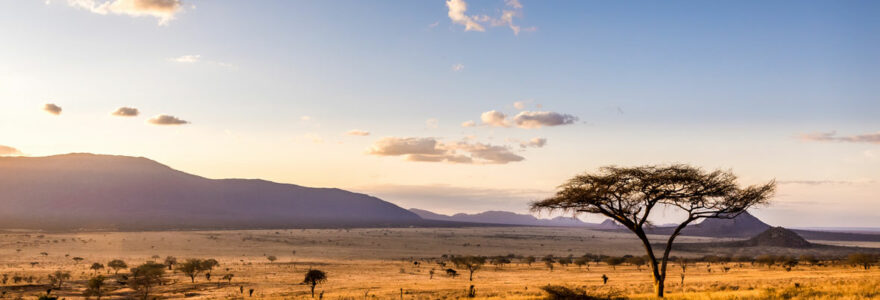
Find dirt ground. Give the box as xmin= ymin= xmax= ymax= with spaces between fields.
xmin=0 ymin=227 xmax=877 ymax=299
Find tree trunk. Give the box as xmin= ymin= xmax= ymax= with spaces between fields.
xmin=469 ymin=270 xmax=474 ymax=281
xmin=310 ymin=285 xmax=315 ymax=298
xmin=654 ymin=276 xmax=665 ymax=297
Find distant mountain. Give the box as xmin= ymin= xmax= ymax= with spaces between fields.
xmin=643 ymin=211 xmax=771 ymax=238
xmin=409 ymin=208 xmax=605 ymax=227
xmin=738 ymin=227 xmax=812 ymax=248
xmin=0 ymin=153 xmax=427 ymax=230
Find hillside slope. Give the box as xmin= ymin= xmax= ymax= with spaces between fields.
xmin=0 ymin=153 xmax=422 ymax=230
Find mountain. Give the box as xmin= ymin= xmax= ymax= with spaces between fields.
xmin=739 ymin=227 xmax=812 ymax=248
xmin=0 ymin=153 xmax=425 ymax=230
xmin=409 ymin=208 xmax=604 ymax=227
xmin=642 ymin=211 xmax=771 ymax=238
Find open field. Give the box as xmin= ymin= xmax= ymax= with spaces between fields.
xmin=1 ymin=227 xmax=878 ymax=299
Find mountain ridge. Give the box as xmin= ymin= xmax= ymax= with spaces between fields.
xmin=0 ymin=153 xmax=427 ymax=230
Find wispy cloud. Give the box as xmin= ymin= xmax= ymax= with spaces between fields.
xmin=451 ymin=63 xmax=465 ymax=72
xmin=170 ymin=54 xmax=200 ymax=63
xmin=446 ymin=0 xmax=531 ymax=35
xmin=425 ymin=118 xmax=439 ymax=129
xmin=346 ymin=129 xmax=371 ymax=136
xmin=481 ymin=110 xmax=509 ymax=127
xmin=67 ymin=0 xmax=183 ymax=25
xmin=367 ymin=137 xmax=525 ymax=164
xmin=446 ymin=0 xmax=485 ymax=32
xmin=778 ymin=179 xmax=876 ymax=186
xmin=518 ymin=137 xmax=547 ymax=148
xmin=800 ymin=131 xmax=880 ymax=144
xmin=513 ymin=111 xmax=578 ymax=128
xmin=0 ymin=145 xmax=24 ymax=157
xmin=147 ymin=114 xmax=189 ymax=125
xmin=111 ymin=106 xmax=139 ymax=117
xmin=43 ymin=103 xmax=62 ymax=115
xmin=461 ymin=120 xmax=476 ymax=128
xmin=477 ymin=109 xmax=578 ymax=129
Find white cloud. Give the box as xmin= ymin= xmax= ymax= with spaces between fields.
xmin=461 ymin=120 xmax=476 ymax=127
xmin=446 ymin=0 xmax=530 ymax=35
xmin=425 ymin=118 xmax=439 ymax=129
xmin=518 ymin=137 xmax=547 ymax=148
xmin=43 ymin=103 xmax=62 ymax=115
xmin=446 ymin=0 xmax=485 ymax=32
xmin=170 ymin=54 xmax=200 ymax=63
xmin=304 ymin=133 xmax=323 ymax=144
xmin=367 ymin=137 xmax=525 ymax=164
xmin=512 ymin=111 xmax=578 ymax=128
xmin=147 ymin=114 xmax=189 ymax=125
xmin=300 ymin=116 xmax=312 ymax=121
xmin=451 ymin=63 xmax=465 ymax=72
xmin=800 ymin=131 xmax=880 ymax=144
xmin=0 ymin=145 xmax=24 ymax=157
xmin=480 ymin=110 xmax=509 ymax=127
xmin=346 ymin=130 xmax=370 ymax=136
xmin=111 ymin=106 xmax=139 ymax=117
xmin=476 ymin=109 xmax=578 ymax=129
xmin=67 ymin=0 xmax=183 ymax=25
xmin=513 ymin=100 xmax=531 ymax=110
xmin=368 ymin=137 xmax=446 ymax=156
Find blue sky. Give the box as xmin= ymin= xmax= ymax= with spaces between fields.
xmin=1 ymin=0 xmax=878 ymax=226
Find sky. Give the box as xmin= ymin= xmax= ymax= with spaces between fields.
xmin=1 ymin=0 xmax=878 ymax=227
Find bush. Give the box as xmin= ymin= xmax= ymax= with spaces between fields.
xmin=540 ymin=285 xmax=624 ymax=300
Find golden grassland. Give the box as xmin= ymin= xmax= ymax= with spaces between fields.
xmin=0 ymin=227 xmax=878 ymax=299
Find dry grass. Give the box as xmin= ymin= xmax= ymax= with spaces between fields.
xmin=0 ymin=227 xmax=877 ymax=299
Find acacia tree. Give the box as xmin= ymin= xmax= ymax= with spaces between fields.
xmin=449 ymin=256 xmax=486 ymax=281
xmin=107 ymin=259 xmax=127 ymax=275
xmin=531 ymin=165 xmax=775 ymax=298
xmin=302 ymin=269 xmax=327 ymax=298
xmin=129 ymin=262 xmax=165 ymax=300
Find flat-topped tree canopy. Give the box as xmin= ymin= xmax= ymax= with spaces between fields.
xmin=531 ymin=164 xmax=775 ymax=298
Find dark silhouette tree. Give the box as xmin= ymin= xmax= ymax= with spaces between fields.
xmin=129 ymin=262 xmax=165 ymax=300
xmin=47 ymin=271 xmax=70 ymax=289
xmin=450 ymin=256 xmax=486 ymax=281
xmin=72 ymin=257 xmax=84 ymax=265
xmin=107 ymin=259 xmax=127 ymax=275
xmin=531 ymin=165 xmax=775 ymax=298
xmin=83 ymin=275 xmax=106 ymax=300
xmin=177 ymin=259 xmax=204 ymax=283
xmin=267 ymin=256 xmax=277 ymax=263
xmin=626 ymin=256 xmax=646 ymax=271
xmin=847 ymin=253 xmax=877 ymax=270
xmin=302 ymin=269 xmax=327 ymax=298
xmin=605 ymin=257 xmax=624 ymax=270
xmin=164 ymin=256 xmax=177 ymax=270
xmin=523 ymin=256 xmax=536 ymax=266
xmin=90 ymin=263 xmax=104 ymax=275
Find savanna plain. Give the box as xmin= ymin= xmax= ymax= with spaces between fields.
xmin=1 ymin=227 xmax=878 ymax=299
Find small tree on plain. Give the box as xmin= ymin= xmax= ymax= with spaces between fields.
xmin=164 ymin=256 xmax=177 ymax=270
xmin=129 ymin=262 xmax=165 ymax=300
xmin=302 ymin=269 xmax=327 ymax=298
xmin=267 ymin=256 xmax=277 ymax=263
xmin=90 ymin=263 xmax=104 ymax=275
xmin=48 ymin=271 xmax=70 ymax=289
xmin=83 ymin=275 xmax=106 ymax=300
xmin=531 ymin=165 xmax=775 ymax=298
xmin=107 ymin=259 xmax=127 ymax=275
xmin=450 ymin=256 xmax=486 ymax=281
xmin=177 ymin=259 xmax=204 ymax=283
xmin=847 ymin=253 xmax=877 ymax=270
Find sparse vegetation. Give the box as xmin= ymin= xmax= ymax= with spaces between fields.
xmin=302 ymin=269 xmax=327 ymax=298
xmin=531 ymin=165 xmax=776 ymax=297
